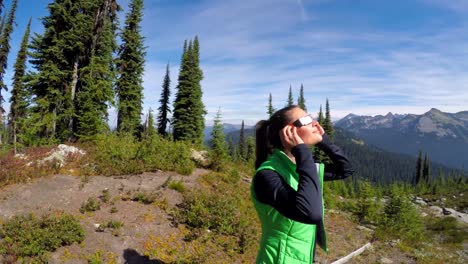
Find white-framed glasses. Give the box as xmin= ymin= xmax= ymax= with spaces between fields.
xmin=292 ymin=114 xmax=314 ymax=127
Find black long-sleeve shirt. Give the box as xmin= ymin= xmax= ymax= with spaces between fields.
xmin=253 ymin=134 xmax=354 ymax=224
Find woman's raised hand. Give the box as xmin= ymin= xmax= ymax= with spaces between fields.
xmin=280 ymin=125 xmax=304 ymax=149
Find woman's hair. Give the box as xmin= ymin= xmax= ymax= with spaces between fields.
xmin=255 ymin=105 xmax=299 ymax=169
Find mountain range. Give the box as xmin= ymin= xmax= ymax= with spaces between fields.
xmin=203 ymin=108 xmax=467 ymax=171
xmin=334 ymin=108 xmax=468 ymax=170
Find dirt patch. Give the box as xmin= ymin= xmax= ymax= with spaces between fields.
xmin=0 ymin=169 xmax=209 ymax=263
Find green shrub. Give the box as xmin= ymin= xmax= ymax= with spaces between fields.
xmin=132 ymin=192 xmax=158 ymax=204
xmin=427 ymin=217 xmax=467 ymax=244
xmin=91 ymin=133 xmax=144 ymax=175
xmin=100 ymin=189 xmax=110 ymax=203
xmin=80 ymin=198 xmax=101 ymax=213
xmin=377 ymin=185 xmax=425 ymax=242
xmin=355 ymin=180 xmax=381 ymax=224
xmin=168 ymin=180 xmax=186 ymax=193
xmin=175 ymin=189 xmax=239 ymax=235
xmin=136 ymin=134 xmax=194 ymax=175
xmin=90 ymin=133 xmax=194 ymax=176
xmin=104 ymin=220 xmax=123 ymax=229
xmin=0 ymin=213 xmax=84 ymax=258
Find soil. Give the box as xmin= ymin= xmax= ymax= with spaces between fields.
xmin=0 ymin=169 xmax=209 ymax=263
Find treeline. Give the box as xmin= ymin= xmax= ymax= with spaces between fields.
xmin=226 ymin=90 xmax=466 ymax=196
xmin=0 ymin=0 xmax=207 ymax=154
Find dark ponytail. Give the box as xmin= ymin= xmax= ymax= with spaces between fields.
xmin=255 ymin=105 xmax=299 ymax=169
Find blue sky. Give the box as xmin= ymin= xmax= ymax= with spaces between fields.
xmin=3 ymin=0 xmax=468 ymax=126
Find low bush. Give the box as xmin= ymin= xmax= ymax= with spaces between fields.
xmin=376 ymin=185 xmax=425 ymax=243
xmin=89 ymin=133 xmax=194 ymax=176
xmin=131 ymin=191 xmax=158 ymax=205
xmin=80 ymin=198 xmax=101 ymax=213
xmin=0 ymin=146 xmax=65 ymax=187
xmin=173 ymin=171 xmax=260 ymax=258
xmin=0 ymin=213 xmax=84 ymax=259
xmin=168 ymin=180 xmax=186 ymax=193
xmin=427 ymin=217 xmax=467 ymax=244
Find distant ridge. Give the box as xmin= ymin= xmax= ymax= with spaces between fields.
xmin=335 ymin=108 xmax=468 ymax=170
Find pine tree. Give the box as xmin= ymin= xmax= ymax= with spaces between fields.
xmin=297 ymin=83 xmax=306 ymax=111
xmin=246 ymin=135 xmax=255 ymax=163
xmin=157 ymin=63 xmax=171 ymax=136
xmin=8 ymin=17 xmax=31 ymax=153
xmin=209 ymin=108 xmax=228 ymax=171
xmin=356 ymin=180 xmax=379 ymax=223
xmin=75 ymin=0 xmax=120 ymax=140
xmin=239 ymin=120 xmax=246 ymax=160
xmin=146 ymin=108 xmax=156 ymax=137
xmin=382 ymin=184 xmax=424 ymax=241
xmin=0 ymin=0 xmax=17 ymax=144
xmin=189 ymin=36 xmax=206 ymax=145
xmin=287 ymin=85 xmax=293 ymax=106
xmin=172 ymin=36 xmax=206 ymax=145
xmin=323 ymin=98 xmax=334 ymax=141
xmin=423 ymin=153 xmax=430 ymax=184
xmin=414 ymin=150 xmax=423 ymax=185
xmin=28 ymin=0 xmax=120 ymax=143
xmin=313 ymin=105 xmax=325 ymax=162
xmin=0 ymin=13 xmax=6 ymax=49
xmin=267 ymin=93 xmax=275 ymax=117
xmin=116 ymin=0 xmax=146 ymax=135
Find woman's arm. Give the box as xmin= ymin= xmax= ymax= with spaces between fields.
xmin=316 ymin=134 xmax=354 ymax=181
xmin=253 ymin=144 xmax=322 ymax=224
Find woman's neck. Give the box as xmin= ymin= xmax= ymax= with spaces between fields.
xmin=283 ymin=149 xmax=296 ymax=164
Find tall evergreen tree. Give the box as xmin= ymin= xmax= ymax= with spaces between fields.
xmin=145 ymin=108 xmax=155 ymax=137
xmin=209 ymin=108 xmax=228 ymax=171
xmin=172 ymin=36 xmax=206 ymax=145
xmin=0 ymin=0 xmax=17 ymax=144
xmin=246 ymin=135 xmax=255 ymax=163
xmin=76 ymin=0 xmax=120 ymax=140
xmin=28 ymin=0 xmax=120 ymax=142
xmin=415 ymin=150 xmax=423 ymax=185
xmin=423 ymin=153 xmax=430 ymax=184
xmin=8 ymin=17 xmax=31 ymax=152
xmin=314 ymin=105 xmax=325 ymax=162
xmin=0 ymin=13 xmax=7 ymax=47
xmin=239 ymin=120 xmax=246 ymax=160
xmin=157 ymin=63 xmax=171 ymax=136
xmin=323 ymin=98 xmax=334 ymax=141
xmin=287 ymin=85 xmax=293 ymax=106
xmin=116 ymin=0 xmax=146 ymax=135
xmin=297 ymin=83 xmax=306 ymax=111
xmin=267 ymin=93 xmax=275 ymax=117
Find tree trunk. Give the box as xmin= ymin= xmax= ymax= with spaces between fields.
xmin=69 ymin=59 xmax=79 ymax=136
xmin=13 ymin=121 xmax=16 ymax=154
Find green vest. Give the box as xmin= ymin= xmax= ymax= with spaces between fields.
xmin=251 ymin=148 xmax=327 ymax=264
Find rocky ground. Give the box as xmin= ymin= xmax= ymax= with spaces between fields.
xmin=0 ymin=164 xmax=466 ymax=263
xmin=0 ymin=169 xmax=207 ymax=263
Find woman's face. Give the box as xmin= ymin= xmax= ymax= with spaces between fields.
xmin=287 ymin=108 xmax=323 ymax=145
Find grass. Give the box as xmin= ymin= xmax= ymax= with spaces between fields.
xmin=168 ymin=180 xmax=186 ymax=193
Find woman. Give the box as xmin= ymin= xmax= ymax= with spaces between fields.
xmin=251 ymin=105 xmax=354 ymax=264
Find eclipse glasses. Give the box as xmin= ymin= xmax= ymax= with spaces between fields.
xmin=292 ymin=115 xmax=314 ymax=127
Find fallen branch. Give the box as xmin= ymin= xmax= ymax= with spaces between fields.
xmin=331 ymin=242 xmax=372 ymax=264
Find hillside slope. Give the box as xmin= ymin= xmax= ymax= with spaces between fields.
xmin=0 ymin=169 xmax=425 ymax=264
